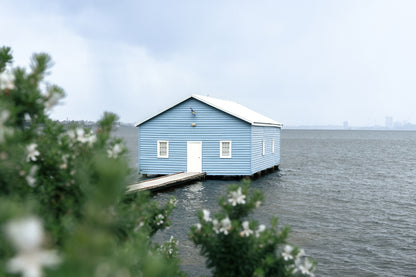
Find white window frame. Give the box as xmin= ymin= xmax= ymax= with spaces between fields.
xmin=220 ymin=141 xmax=232 ymax=158
xmin=157 ymin=140 xmax=169 ymax=158
xmin=262 ymin=140 xmax=265 ymax=156
xmin=272 ymin=138 xmax=275 ymax=154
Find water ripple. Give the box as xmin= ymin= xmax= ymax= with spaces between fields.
xmin=118 ymin=127 xmax=416 ymax=276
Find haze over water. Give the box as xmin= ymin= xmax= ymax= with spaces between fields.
xmin=117 ymin=127 xmax=416 ymax=276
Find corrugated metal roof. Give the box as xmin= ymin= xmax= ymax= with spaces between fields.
xmin=135 ymin=94 xmax=283 ymax=127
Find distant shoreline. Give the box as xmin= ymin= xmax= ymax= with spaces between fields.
xmin=284 ymin=126 xmax=416 ymax=131
xmin=54 ymin=120 xmax=416 ymax=131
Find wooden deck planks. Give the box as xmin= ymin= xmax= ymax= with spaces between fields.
xmin=126 ymin=172 xmax=206 ymax=193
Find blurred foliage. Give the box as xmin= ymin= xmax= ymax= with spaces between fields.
xmin=0 ymin=47 xmax=184 ymax=277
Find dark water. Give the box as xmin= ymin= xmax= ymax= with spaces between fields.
xmin=117 ymin=127 xmax=416 ymax=277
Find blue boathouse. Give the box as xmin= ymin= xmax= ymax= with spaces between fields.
xmin=136 ymin=95 xmax=282 ymax=176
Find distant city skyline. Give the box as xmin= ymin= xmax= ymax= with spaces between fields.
xmin=2 ymin=0 xmax=416 ymax=127
xmin=285 ymin=116 xmax=416 ymax=130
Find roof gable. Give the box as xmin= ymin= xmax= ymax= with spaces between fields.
xmin=135 ymin=94 xmax=282 ymax=127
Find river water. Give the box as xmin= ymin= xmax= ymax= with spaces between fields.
xmin=117 ymin=127 xmax=416 ymax=277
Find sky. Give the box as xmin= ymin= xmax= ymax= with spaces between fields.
xmin=1 ymin=0 xmax=416 ymax=127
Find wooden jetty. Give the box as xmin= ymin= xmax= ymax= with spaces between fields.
xmin=126 ymin=172 xmax=206 ymax=193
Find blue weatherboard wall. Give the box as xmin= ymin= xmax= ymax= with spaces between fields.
xmin=139 ymin=98 xmax=252 ymax=175
xmin=250 ymin=126 xmax=281 ymax=174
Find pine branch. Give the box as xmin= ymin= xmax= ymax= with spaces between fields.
xmin=0 ymin=46 xmax=13 ymax=73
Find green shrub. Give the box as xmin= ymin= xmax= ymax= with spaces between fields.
xmin=0 ymin=46 xmax=184 ymax=277
xmin=189 ymin=181 xmax=316 ymax=277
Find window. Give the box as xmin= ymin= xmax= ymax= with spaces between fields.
xmin=262 ymin=140 xmax=265 ymax=156
xmin=157 ymin=140 xmax=169 ymax=158
xmin=272 ymin=138 xmax=275 ymax=153
xmin=220 ymin=141 xmax=232 ymax=158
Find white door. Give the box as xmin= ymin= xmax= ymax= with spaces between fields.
xmin=187 ymin=141 xmax=202 ymax=173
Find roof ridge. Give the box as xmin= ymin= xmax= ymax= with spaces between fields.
xmin=136 ymin=94 xmax=282 ymax=127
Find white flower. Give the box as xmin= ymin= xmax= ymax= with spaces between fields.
xmin=156 ymin=214 xmax=164 ymax=225
xmin=296 ymin=249 xmax=306 ymax=262
xmin=60 ymin=154 xmax=69 ymax=170
xmin=134 ymin=221 xmax=145 ymax=232
xmin=84 ymin=134 xmax=97 ymax=146
xmin=219 ymin=217 xmax=232 ymax=235
xmin=212 ymin=219 xmax=221 ymax=234
xmin=169 ymin=235 xmax=177 ymax=245
xmin=228 ymin=187 xmax=246 ymax=206
xmin=240 ymin=221 xmax=253 ymax=237
xmin=169 ymin=198 xmax=177 ymax=206
xmin=66 ymin=127 xmax=97 ymax=147
xmin=167 ymin=236 xmax=178 ymax=255
xmin=0 ymin=110 xmax=10 ymax=124
xmin=282 ymin=245 xmax=294 ymax=261
xmin=5 ymin=216 xmax=43 ymax=251
xmin=26 ymin=144 xmax=40 ymax=162
xmin=4 ymin=216 xmax=61 ymax=277
xmin=74 ymin=128 xmax=96 ymax=146
xmin=66 ymin=129 xmax=76 ymax=140
xmin=158 ymin=236 xmax=178 ymax=256
xmin=26 ymin=175 xmax=36 ymax=187
xmin=44 ymin=91 xmax=63 ymax=111
xmin=195 ymin=223 xmax=202 ymax=231
xmin=75 ymin=128 xmax=85 ymax=139
xmin=25 ymin=166 xmax=38 ymax=187
xmin=202 ymin=209 xmax=211 ymax=222
xmin=7 ymin=250 xmax=61 ymax=277
xmin=24 ymin=113 xmax=31 ymax=122
xmin=255 ymin=224 xmax=266 ymax=237
xmin=107 ymin=144 xmax=123 ymax=159
xmin=0 ymin=71 xmax=15 ymax=90
xmin=255 ymin=201 xmax=262 ymax=208
xmin=298 ymin=258 xmax=315 ymax=277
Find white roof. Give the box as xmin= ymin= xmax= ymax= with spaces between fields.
xmin=136 ymin=94 xmax=282 ymax=127
xmin=192 ymin=95 xmax=282 ymax=127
